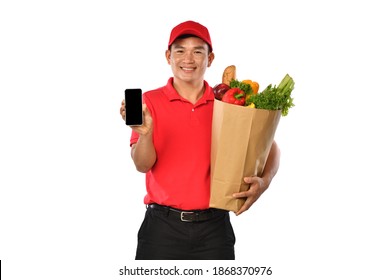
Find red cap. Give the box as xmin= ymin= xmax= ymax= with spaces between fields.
xmin=168 ymin=20 xmax=212 ymax=51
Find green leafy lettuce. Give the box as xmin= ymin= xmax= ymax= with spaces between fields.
xmin=247 ymin=74 xmax=295 ymax=116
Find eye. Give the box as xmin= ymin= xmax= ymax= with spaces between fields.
xmin=194 ymin=50 xmax=205 ymax=55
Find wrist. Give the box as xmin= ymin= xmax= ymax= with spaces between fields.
xmin=261 ymin=174 xmax=272 ymax=188
xmin=138 ymin=129 xmax=153 ymax=143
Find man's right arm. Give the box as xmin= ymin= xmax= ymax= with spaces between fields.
xmin=130 ymin=103 xmax=156 ymax=173
xmin=131 ymin=133 xmax=156 ymax=173
xmin=121 ymin=100 xmax=156 ymax=172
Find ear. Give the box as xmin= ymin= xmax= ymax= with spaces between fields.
xmin=207 ymin=52 xmax=215 ymax=67
xmin=165 ymin=49 xmax=171 ymax=65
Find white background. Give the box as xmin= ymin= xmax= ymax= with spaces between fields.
xmin=1 ymin=0 xmax=389 ymax=279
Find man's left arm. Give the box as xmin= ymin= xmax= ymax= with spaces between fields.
xmin=233 ymin=141 xmax=281 ymax=215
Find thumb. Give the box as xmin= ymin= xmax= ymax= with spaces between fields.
xmin=143 ymin=104 xmax=152 ymax=116
xmin=243 ymin=177 xmax=253 ymax=184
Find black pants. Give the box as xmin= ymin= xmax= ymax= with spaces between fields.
xmin=135 ymin=205 xmax=236 ymax=260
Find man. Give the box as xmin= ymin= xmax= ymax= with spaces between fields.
xmin=120 ymin=20 xmax=280 ymax=260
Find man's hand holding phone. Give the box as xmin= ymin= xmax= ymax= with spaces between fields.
xmin=120 ymin=89 xmax=153 ymax=136
xmin=130 ymin=103 xmax=153 ymax=136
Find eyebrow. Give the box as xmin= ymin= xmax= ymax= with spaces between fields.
xmin=172 ymin=44 xmax=207 ymax=50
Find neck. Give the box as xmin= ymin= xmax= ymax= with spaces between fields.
xmin=173 ymin=79 xmax=205 ymax=104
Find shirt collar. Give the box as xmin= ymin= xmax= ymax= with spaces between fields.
xmin=163 ymin=77 xmax=215 ymax=104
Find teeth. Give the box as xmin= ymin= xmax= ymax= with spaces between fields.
xmin=182 ymin=67 xmax=194 ymax=71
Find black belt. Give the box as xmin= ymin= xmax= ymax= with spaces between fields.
xmin=148 ymin=203 xmax=227 ymax=222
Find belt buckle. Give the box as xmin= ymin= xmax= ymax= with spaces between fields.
xmin=180 ymin=211 xmax=194 ymax=222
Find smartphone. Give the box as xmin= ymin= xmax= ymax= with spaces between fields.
xmin=124 ymin=88 xmax=143 ymax=126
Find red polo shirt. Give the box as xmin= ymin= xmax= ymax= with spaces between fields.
xmin=130 ymin=78 xmax=215 ymax=210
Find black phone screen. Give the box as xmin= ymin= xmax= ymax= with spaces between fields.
xmin=125 ymin=88 xmax=143 ymax=126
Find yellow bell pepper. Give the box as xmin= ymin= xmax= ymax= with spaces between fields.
xmin=242 ymin=80 xmax=259 ymax=94
xmin=242 ymin=79 xmax=259 ymax=102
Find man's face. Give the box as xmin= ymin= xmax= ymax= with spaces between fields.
xmin=166 ymin=36 xmax=214 ymax=84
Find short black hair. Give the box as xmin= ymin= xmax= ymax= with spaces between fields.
xmin=169 ymin=34 xmax=212 ymax=53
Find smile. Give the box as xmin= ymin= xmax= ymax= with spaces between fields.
xmin=181 ymin=67 xmax=196 ymax=71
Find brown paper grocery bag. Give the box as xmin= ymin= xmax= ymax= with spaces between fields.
xmin=210 ymin=99 xmax=281 ymax=212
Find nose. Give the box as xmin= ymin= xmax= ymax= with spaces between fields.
xmin=183 ymin=51 xmax=195 ymax=62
